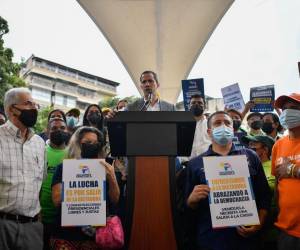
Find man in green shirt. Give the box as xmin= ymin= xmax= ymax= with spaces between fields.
xmin=40 ymin=117 xmax=70 ymax=250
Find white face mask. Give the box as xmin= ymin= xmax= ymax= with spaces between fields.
xmin=279 ymin=109 xmax=300 ymax=129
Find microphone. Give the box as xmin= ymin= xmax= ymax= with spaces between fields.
xmin=139 ymin=91 xmax=152 ymax=111
xmin=147 ymin=91 xmax=152 ymax=103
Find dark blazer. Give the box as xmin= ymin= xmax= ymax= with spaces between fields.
xmin=127 ymin=98 xmax=176 ymax=111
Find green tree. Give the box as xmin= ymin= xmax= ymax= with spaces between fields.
xmin=34 ymin=106 xmax=53 ymax=134
xmin=99 ymin=96 xmax=120 ymax=109
xmin=0 ymin=16 xmax=26 ymax=107
xmin=99 ymin=95 xmax=139 ymax=109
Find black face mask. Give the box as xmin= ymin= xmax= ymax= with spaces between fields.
xmin=50 ymin=130 xmax=70 ymax=146
xmin=262 ymin=122 xmax=274 ymax=134
xmin=190 ymin=105 xmax=204 ymax=117
xmin=250 ymin=120 xmax=263 ymax=130
xmin=14 ymin=107 xmax=38 ymax=127
xmin=81 ymin=143 xmax=101 ymax=159
xmin=233 ymin=120 xmax=242 ymax=131
xmin=87 ymin=112 xmax=101 ymax=125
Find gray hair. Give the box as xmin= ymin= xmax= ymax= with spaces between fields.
xmin=4 ymin=87 xmax=31 ymax=117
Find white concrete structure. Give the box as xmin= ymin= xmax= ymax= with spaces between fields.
xmin=77 ymin=0 xmax=234 ymax=103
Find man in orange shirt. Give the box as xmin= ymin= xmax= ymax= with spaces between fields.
xmin=272 ymin=93 xmax=300 ymax=250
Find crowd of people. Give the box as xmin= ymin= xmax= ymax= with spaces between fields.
xmin=0 ymin=70 xmax=300 ymax=250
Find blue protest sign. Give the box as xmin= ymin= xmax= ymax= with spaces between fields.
xmin=250 ymin=85 xmax=275 ymax=112
xmin=182 ymin=78 xmax=204 ymax=111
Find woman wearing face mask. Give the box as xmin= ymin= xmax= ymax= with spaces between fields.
xmin=246 ymin=112 xmax=264 ymax=136
xmin=262 ymin=113 xmax=283 ymax=140
xmin=82 ymin=104 xmax=107 ymax=144
xmin=50 ymin=126 xmax=120 ymax=250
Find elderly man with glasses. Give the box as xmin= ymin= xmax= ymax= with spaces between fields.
xmin=0 ymin=87 xmax=45 ymax=250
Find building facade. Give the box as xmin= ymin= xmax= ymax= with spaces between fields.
xmin=20 ymin=55 xmax=120 ymax=112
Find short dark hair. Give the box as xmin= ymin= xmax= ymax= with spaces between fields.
xmin=140 ymin=70 xmax=158 ymax=83
xmin=207 ymin=111 xmax=231 ymax=128
xmin=262 ymin=112 xmax=283 ymax=132
xmin=48 ymin=109 xmax=66 ymax=122
xmin=247 ymin=112 xmax=263 ymax=121
xmin=47 ymin=117 xmax=66 ymax=129
xmin=226 ymin=109 xmax=242 ymax=119
xmin=190 ymin=94 xmax=206 ymax=104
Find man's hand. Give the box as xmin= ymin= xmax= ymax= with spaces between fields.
xmin=275 ymin=157 xmax=292 ymax=179
xmin=187 ymin=184 xmax=210 ymax=209
xmin=236 ymin=225 xmax=261 ymax=238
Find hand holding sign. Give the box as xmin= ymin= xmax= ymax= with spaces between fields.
xmin=100 ymin=159 xmax=115 ymax=181
xmin=187 ymin=184 xmax=210 ymax=209
xmin=236 ymin=224 xmax=262 ymax=238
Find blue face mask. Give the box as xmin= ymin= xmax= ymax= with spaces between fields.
xmin=279 ymin=109 xmax=300 ymax=129
xmin=66 ymin=116 xmax=78 ymax=128
xmin=212 ymin=125 xmax=234 ymax=146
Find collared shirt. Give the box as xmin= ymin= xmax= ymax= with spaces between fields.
xmin=144 ymin=97 xmax=160 ymax=111
xmin=189 ymin=117 xmax=211 ymax=159
xmin=185 ymin=144 xmax=271 ymax=250
xmin=179 ymin=117 xmax=211 ymax=163
xmin=0 ymin=121 xmax=46 ymax=217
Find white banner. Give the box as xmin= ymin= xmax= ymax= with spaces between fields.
xmin=203 ymin=155 xmax=259 ymax=228
xmin=61 ymin=159 xmax=106 ymax=226
xmin=221 ymin=83 xmax=245 ymax=112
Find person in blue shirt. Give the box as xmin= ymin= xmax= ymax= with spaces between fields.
xmin=185 ymin=111 xmax=271 ymax=250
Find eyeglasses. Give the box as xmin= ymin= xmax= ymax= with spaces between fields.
xmin=14 ymin=101 xmax=40 ymax=110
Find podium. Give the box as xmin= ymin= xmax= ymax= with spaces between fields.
xmin=107 ymin=112 xmax=196 ymax=250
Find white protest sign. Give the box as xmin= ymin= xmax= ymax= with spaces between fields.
xmin=203 ymin=155 xmax=259 ymax=228
xmin=61 ymin=159 xmax=106 ymax=226
xmin=221 ymin=83 xmax=245 ymax=112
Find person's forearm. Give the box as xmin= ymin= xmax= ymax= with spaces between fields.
xmin=187 ymin=196 xmax=198 ymax=210
xmin=108 ymin=177 xmax=120 ymax=204
xmin=258 ymin=209 xmax=268 ymax=227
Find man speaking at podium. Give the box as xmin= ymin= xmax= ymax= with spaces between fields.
xmin=127 ymin=70 xmax=175 ymax=111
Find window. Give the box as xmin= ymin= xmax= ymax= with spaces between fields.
xmin=31 ymin=88 xmax=51 ymax=103
xmin=66 ymin=96 xmax=76 ymax=108
xmin=54 ymin=93 xmax=64 ymax=106
xmin=78 ymin=86 xmax=95 ymax=98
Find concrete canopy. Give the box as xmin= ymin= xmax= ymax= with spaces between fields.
xmin=77 ymin=0 xmax=234 ymax=103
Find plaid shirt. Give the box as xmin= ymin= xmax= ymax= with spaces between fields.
xmin=0 ymin=121 xmax=46 ymax=217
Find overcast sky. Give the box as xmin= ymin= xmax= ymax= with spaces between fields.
xmin=0 ymin=0 xmax=299 ymax=102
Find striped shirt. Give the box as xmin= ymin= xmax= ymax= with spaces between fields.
xmin=0 ymin=121 xmax=46 ymax=217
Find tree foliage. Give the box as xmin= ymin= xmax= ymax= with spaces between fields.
xmin=34 ymin=106 xmax=53 ymax=133
xmin=0 ymin=16 xmax=26 ymax=107
xmin=99 ymin=95 xmax=139 ymax=109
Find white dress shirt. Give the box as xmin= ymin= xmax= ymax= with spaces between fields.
xmin=180 ymin=117 xmax=211 ymax=162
